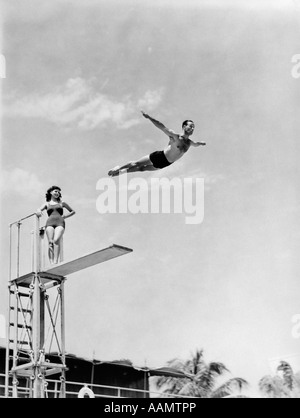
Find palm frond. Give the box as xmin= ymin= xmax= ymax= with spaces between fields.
xmin=208 ymin=362 xmax=229 ymax=375
xmin=277 ymin=361 xmax=294 ymax=391
xmin=154 ymin=348 xmax=247 ymax=398
xmin=178 ymin=381 xmax=203 ymax=398
xmin=195 ymin=362 xmax=229 ymax=393
xmin=211 ymin=378 xmax=248 ymax=398
xmin=259 ymin=375 xmax=291 ymax=398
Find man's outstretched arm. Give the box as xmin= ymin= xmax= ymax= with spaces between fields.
xmin=190 ymin=140 xmax=206 ymax=147
xmin=141 ymin=110 xmax=176 ymax=138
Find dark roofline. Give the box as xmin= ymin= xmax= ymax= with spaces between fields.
xmin=49 ymin=352 xmax=193 ymax=379
xmin=0 ymin=347 xmax=192 ymax=380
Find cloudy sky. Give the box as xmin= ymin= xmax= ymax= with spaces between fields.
xmin=1 ymin=0 xmax=300 ymax=395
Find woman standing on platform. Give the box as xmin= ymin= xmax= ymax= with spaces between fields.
xmin=36 ymin=186 xmax=75 ymax=264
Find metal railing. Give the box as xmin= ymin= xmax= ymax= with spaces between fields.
xmin=9 ymin=212 xmax=64 ymax=280
xmin=0 ymin=373 xmax=195 ymax=399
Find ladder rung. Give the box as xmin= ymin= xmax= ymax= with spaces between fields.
xmin=9 ymin=355 xmax=31 ymax=361
xmin=10 ymin=290 xmax=31 ymax=298
xmin=9 ymin=339 xmax=30 ymax=345
xmin=10 ymin=307 xmax=32 ymax=314
xmin=9 ymin=323 xmax=32 ymax=330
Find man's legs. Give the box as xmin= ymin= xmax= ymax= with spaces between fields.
xmin=109 ymin=155 xmax=158 ymax=176
xmin=128 ymin=164 xmax=158 ymax=173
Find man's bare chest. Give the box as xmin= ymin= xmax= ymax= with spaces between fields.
xmin=175 ymin=137 xmax=190 ymax=153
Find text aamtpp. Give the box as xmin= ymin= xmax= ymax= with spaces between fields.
xmin=104 ymin=402 xmax=197 ymax=415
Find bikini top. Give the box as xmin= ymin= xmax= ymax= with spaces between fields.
xmin=47 ymin=203 xmax=63 ymax=217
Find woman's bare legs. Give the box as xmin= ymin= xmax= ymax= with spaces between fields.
xmin=46 ymin=226 xmax=65 ymax=264
xmin=46 ymin=226 xmax=55 ymax=264
xmin=53 ymin=226 xmax=65 ymax=264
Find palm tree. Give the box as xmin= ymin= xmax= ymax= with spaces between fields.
xmin=155 ymin=349 xmax=248 ymax=398
xmin=259 ymin=361 xmax=300 ymax=398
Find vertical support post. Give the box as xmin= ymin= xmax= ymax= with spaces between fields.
xmin=32 ymin=272 xmax=43 ymax=398
xmin=37 ymin=227 xmax=46 ymax=270
xmin=12 ymin=285 xmax=19 ymax=398
xmin=12 ymin=221 xmax=21 ymax=398
xmin=32 ymin=215 xmax=45 ymax=398
xmin=34 ymin=215 xmax=41 ymax=274
xmin=31 ymin=231 xmax=35 ymax=272
xmin=5 ymin=226 xmax=13 ymax=398
xmin=41 ymin=229 xmax=46 ymax=270
xmin=16 ymin=222 xmax=21 ymax=279
xmin=28 ymin=377 xmax=33 ymax=398
xmin=5 ymin=287 xmax=11 ymax=398
xmin=54 ymin=380 xmax=58 ymax=398
xmin=60 ymin=280 xmax=66 ymax=398
xmin=59 ymin=236 xmax=64 ymax=263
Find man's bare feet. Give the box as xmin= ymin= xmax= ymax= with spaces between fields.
xmin=108 ymin=166 xmax=120 ymax=177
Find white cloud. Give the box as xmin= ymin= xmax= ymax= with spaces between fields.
xmin=138 ymin=89 xmax=165 ymax=111
xmin=1 ymin=168 xmax=43 ymax=196
xmin=5 ymin=78 xmax=164 ymax=131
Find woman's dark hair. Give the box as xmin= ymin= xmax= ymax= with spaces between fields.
xmin=182 ymin=120 xmax=195 ymax=128
xmin=45 ymin=186 xmax=62 ymax=202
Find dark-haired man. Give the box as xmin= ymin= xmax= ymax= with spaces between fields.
xmin=108 ymin=111 xmax=206 ymax=177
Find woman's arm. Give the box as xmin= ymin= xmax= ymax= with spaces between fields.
xmin=62 ymin=202 xmax=76 ymax=219
xmin=36 ymin=203 xmax=47 ymax=217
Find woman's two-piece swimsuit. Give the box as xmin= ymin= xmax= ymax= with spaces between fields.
xmin=46 ymin=203 xmax=65 ymax=229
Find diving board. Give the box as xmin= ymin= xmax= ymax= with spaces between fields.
xmin=44 ymin=244 xmax=133 ymax=277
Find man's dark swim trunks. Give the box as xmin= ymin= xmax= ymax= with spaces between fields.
xmin=149 ymin=151 xmax=172 ymax=169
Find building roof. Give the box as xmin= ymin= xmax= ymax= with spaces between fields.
xmin=52 ymin=352 xmax=192 ymax=379
xmin=0 ymin=346 xmax=192 ymax=380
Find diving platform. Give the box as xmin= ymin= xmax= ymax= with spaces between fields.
xmin=7 ymin=212 xmax=134 ymax=398
xmin=11 ymin=244 xmax=133 ymax=286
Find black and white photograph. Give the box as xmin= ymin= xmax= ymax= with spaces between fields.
xmin=0 ymin=0 xmax=299 ymax=400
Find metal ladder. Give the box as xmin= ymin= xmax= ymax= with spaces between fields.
xmin=7 ymin=280 xmax=34 ymax=397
